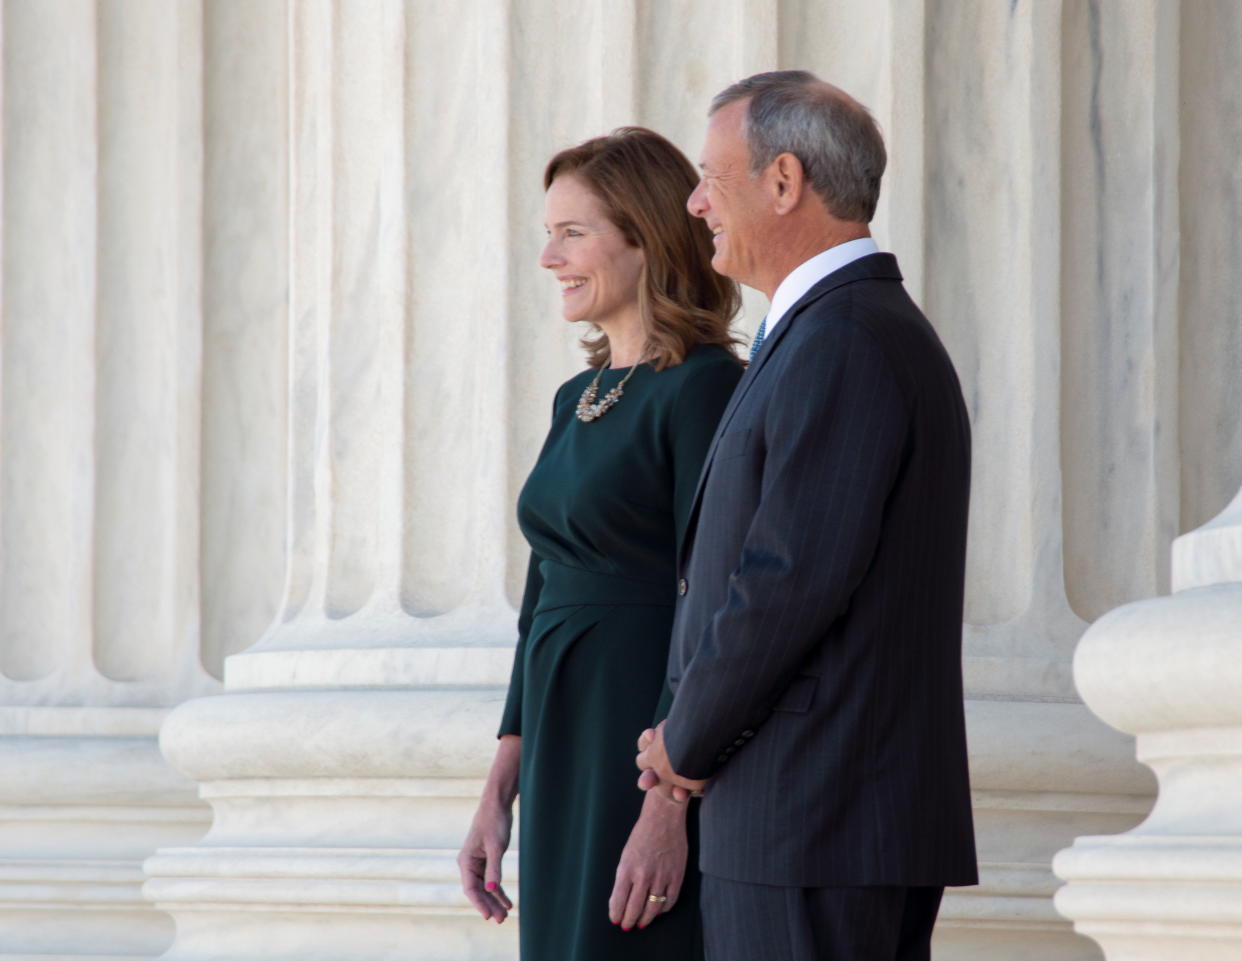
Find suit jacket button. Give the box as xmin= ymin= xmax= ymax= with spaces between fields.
xmin=742 ymin=730 xmax=755 ymax=738
xmin=678 ymin=578 xmax=688 ymax=596
xmin=734 ymin=738 xmax=746 ymax=746
xmin=717 ymin=753 xmax=730 ymax=763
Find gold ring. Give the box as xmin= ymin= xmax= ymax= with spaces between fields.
xmin=689 ymin=790 xmax=704 ymax=797
xmin=647 ymin=894 xmax=668 ymax=903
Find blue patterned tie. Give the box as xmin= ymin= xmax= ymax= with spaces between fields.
xmin=749 ymin=315 xmax=768 ymax=363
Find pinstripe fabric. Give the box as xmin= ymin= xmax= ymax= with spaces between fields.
xmin=701 ymin=876 xmax=942 ymax=961
xmin=664 ymin=253 xmax=977 ymax=890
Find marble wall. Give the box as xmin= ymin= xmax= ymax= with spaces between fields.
xmin=0 ymin=1 xmax=1239 ymax=959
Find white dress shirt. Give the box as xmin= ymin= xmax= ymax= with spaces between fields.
xmin=764 ymin=237 xmax=880 ymax=335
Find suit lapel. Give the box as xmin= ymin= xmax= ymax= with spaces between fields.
xmin=678 ymin=253 xmax=903 ymax=568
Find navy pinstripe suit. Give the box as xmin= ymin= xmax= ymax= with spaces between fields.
xmin=663 ymin=252 xmax=977 ymax=894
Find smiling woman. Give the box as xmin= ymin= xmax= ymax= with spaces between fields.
xmin=540 ymin=127 xmax=742 ymax=372
xmin=541 ymin=175 xmax=645 ymax=337
xmin=457 ymin=127 xmax=743 ymax=961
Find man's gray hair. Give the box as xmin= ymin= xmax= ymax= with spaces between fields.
xmin=710 ymin=70 xmax=887 ymax=223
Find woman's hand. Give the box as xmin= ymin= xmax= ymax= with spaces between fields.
xmin=636 ymin=721 xmax=710 ymax=802
xmin=608 ymin=788 xmax=689 ymax=931
xmin=458 ymin=798 xmax=515 ymax=922
xmin=458 ymin=735 xmax=521 ymax=923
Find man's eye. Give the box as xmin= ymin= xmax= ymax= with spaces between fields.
xmin=566 ymin=229 xmax=582 ymax=237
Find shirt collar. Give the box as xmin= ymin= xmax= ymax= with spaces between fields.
xmin=765 ymin=237 xmax=880 ymax=334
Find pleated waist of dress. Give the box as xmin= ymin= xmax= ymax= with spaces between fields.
xmin=534 ymin=559 xmax=675 ymax=615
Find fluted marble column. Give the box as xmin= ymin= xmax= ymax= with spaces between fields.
xmin=931 ymin=1 xmax=1175 ymax=955
xmin=1053 ymin=1 xmax=1242 ymax=953
xmin=1 ymin=2 xmax=212 ymax=958
xmin=0 ymin=1 xmax=288 ymax=957
xmin=144 ymin=3 xmax=522 ymax=958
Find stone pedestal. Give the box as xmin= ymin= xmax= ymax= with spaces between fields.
xmin=1054 ymin=486 xmax=1242 ymax=959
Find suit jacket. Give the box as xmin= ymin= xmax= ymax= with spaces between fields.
xmin=664 ymin=252 xmax=978 ymax=888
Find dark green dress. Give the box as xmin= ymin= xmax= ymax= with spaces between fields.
xmin=499 ymin=343 xmax=743 ymax=961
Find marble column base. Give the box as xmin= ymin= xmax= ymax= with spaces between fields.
xmin=144 ymin=847 xmax=519 ymax=961
xmin=145 ymin=646 xmax=522 ymax=961
xmin=0 ymin=708 xmax=209 ymax=960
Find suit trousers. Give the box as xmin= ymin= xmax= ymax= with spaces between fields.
xmin=701 ymin=874 xmax=944 ymax=961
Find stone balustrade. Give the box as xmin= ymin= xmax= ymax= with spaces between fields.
xmin=1055 ymin=485 xmax=1242 ymax=959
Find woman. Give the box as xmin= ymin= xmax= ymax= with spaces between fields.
xmin=457 ymin=127 xmax=743 ymax=960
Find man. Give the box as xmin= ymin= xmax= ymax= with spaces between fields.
xmin=636 ymin=71 xmax=977 ymax=960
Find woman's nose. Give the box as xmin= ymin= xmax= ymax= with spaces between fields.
xmin=539 ymin=238 xmax=562 ymax=269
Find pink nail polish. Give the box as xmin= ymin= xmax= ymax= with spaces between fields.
xmin=485 ymin=881 xmax=496 ymax=891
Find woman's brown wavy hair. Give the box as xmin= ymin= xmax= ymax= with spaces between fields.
xmin=544 ymin=127 xmax=743 ymax=370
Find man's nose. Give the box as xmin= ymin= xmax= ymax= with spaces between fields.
xmin=686 ymin=180 xmax=708 ymax=218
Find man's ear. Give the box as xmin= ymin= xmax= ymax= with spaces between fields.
xmin=770 ymin=152 xmax=805 ymax=215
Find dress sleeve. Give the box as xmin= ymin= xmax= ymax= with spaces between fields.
xmin=497 ymin=550 xmax=543 ymax=737
xmin=652 ymin=353 xmax=743 ymax=724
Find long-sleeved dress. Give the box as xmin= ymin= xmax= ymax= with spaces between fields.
xmin=499 ymin=342 xmax=743 ymax=960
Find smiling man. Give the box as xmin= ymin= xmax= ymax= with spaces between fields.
xmin=636 ymin=71 xmax=978 ymax=961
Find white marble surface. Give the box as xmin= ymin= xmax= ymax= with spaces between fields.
xmin=1 ymin=4 xmax=216 ymax=958
xmin=403 ymin=0 xmax=511 ymax=620
xmin=926 ymin=0 xmax=1042 ymax=630
xmin=1 ymin=0 xmax=99 ymax=685
xmin=0 ymin=707 xmax=207 ymax=958
xmin=95 ymin=0 xmax=206 ymax=684
xmin=1 ymin=0 xmax=218 ymax=705
xmin=1059 ymin=0 xmax=1182 ymax=622
xmin=1055 ymin=483 xmax=1242 ymax=958
xmin=200 ymin=0 xmax=290 ymax=679
xmin=1179 ymin=0 xmax=1242 ymax=536
xmin=1172 ymin=486 xmax=1242 ymax=593
xmin=1053 ymin=26 xmax=1242 ymax=959
xmin=1 ymin=1 xmax=1241 ymax=959
xmin=146 ymin=4 xmax=526 ymax=957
